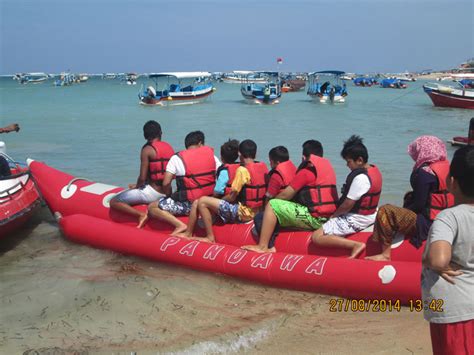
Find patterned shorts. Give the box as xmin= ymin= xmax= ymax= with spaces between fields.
xmin=158 ymin=197 xmax=192 ymax=216
xmin=217 ymin=200 xmax=240 ymax=223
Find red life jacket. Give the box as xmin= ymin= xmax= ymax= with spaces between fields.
xmin=216 ymin=163 xmax=241 ymax=196
xmin=424 ymin=160 xmax=454 ymax=221
xmin=267 ymin=160 xmax=297 ymax=194
xmin=239 ymin=161 xmax=269 ymax=209
xmin=148 ymin=141 xmax=175 ymax=185
xmin=294 ymin=155 xmax=338 ymax=218
xmin=339 ymin=164 xmax=383 ymax=215
xmin=173 ymin=146 xmax=216 ymax=202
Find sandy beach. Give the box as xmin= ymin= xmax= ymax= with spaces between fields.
xmin=0 ymin=207 xmax=432 ymax=354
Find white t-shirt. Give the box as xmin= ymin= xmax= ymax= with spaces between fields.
xmin=344 ymin=173 xmax=376 ymax=227
xmin=166 ymin=153 xmax=221 ymax=176
xmin=422 ymin=204 xmax=474 ymax=323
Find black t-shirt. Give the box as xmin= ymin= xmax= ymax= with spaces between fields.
xmin=0 ymin=156 xmax=12 ymax=177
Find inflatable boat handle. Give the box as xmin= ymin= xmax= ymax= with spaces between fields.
xmin=66 ymin=177 xmax=92 ymax=191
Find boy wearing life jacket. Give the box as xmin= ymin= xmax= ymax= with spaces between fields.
xmin=110 ymin=120 xmax=174 ymax=228
xmin=179 ymin=139 xmax=240 ymax=238
xmin=179 ymin=139 xmax=268 ymax=243
xmin=252 ymin=145 xmax=297 ymax=240
xmin=311 ymin=135 xmax=382 ymax=258
xmin=243 ymin=140 xmax=338 ymax=253
xmin=147 ymin=131 xmax=221 ymax=235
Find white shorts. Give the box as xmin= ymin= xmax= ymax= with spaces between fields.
xmin=322 ymin=213 xmax=376 ymax=236
xmin=113 ymin=185 xmax=164 ymax=205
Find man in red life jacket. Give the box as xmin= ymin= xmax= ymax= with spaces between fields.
xmin=110 ymin=120 xmax=174 ymax=227
xmin=147 ymin=131 xmax=221 ymax=235
xmin=243 ymin=140 xmax=338 ymax=253
xmin=312 ymin=135 xmax=382 ymax=258
xmin=178 ymin=139 xmax=268 ymax=243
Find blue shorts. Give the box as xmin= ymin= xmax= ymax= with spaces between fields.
xmin=217 ymin=200 xmax=240 ymax=224
xmin=158 ymin=197 xmax=192 ymax=216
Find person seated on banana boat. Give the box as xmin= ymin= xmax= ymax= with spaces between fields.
xmin=178 ymin=139 xmax=268 ymax=243
xmin=109 ymin=120 xmax=174 ymax=227
xmin=366 ymin=135 xmax=454 ymax=261
xmin=147 ymin=130 xmax=221 ymax=235
xmin=0 ymin=123 xmax=21 ymax=177
xmin=311 ymin=135 xmax=383 ymax=259
xmin=242 ymin=140 xmax=338 ymax=253
xmin=252 ymin=145 xmax=297 ymax=240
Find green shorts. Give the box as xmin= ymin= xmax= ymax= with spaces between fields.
xmin=269 ymin=199 xmax=326 ymax=230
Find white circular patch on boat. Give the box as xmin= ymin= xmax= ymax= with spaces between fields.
xmin=391 ymin=232 xmax=405 ymax=249
xmin=378 ymin=265 xmax=396 ymax=284
xmin=61 ymin=184 xmax=77 ymax=199
xmin=102 ymin=193 xmax=118 ymax=208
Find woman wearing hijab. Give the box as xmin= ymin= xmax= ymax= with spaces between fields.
xmin=366 ymin=136 xmax=453 ymax=261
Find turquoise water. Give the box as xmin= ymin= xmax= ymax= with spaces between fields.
xmin=1 ymin=77 xmax=471 ymax=204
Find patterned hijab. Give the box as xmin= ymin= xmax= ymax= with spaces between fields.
xmin=407 ymin=135 xmax=447 ymax=173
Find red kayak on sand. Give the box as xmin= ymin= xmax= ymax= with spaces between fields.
xmin=0 ymin=163 xmax=41 ymax=238
xmin=29 ymin=159 xmax=423 ymax=304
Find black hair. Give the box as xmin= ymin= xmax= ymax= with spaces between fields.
xmin=239 ymin=139 xmax=257 ymax=159
xmin=340 ymin=135 xmax=368 ymax=163
xmin=143 ymin=120 xmax=162 ymax=140
xmin=220 ymin=139 xmax=239 ymax=164
xmin=184 ymin=130 xmax=205 ymax=148
xmin=269 ymin=146 xmax=290 ymax=163
xmin=302 ymin=140 xmax=323 ymax=158
xmin=450 ymin=145 xmax=474 ymax=198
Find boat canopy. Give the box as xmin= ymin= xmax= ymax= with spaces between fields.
xmin=232 ymin=70 xmax=256 ymax=75
xmin=308 ymin=70 xmax=346 ymax=76
xmin=148 ymin=72 xmax=211 ymax=79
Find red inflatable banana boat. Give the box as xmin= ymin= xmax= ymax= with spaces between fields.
xmin=29 ymin=159 xmax=423 ymax=303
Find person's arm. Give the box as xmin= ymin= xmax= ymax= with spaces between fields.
xmin=406 ymin=171 xmax=436 ymax=213
xmin=161 ymin=172 xmax=174 ymax=196
xmin=331 ymin=198 xmax=357 ymax=218
xmin=0 ymin=124 xmax=20 ymax=133
xmin=332 ymin=174 xmax=370 ymax=217
xmin=214 ymin=170 xmax=229 ymax=197
xmin=135 ymin=146 xmax=152 ymax=188
xmin=423 ymin=240 xmax=462 ymax=284
xmin=275 ymin=185 xmax=297 ymax=200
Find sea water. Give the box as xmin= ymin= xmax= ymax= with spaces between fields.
xmin=0 ymin=77 xmax=471 ymax=353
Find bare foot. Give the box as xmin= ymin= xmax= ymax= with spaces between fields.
xmin=170 ymin=224 xmax=188 ymax=236
xmin=241 ymin=245 xmax=275 ymax=253
xmin=175 ymin=232 xmax=192 ymax=239
xmin=365 ymin=254 xmax=390 ymax=261
xmin=137 ymin=212 xmax=148 ymax=229
xmin=348 ymin=242 xmax=366 ymax=259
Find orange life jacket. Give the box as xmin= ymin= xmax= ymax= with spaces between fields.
xmin=294 ymin=155 xmax=338 ymax=218
xmin=267 ymin=160 xmax=297 ymax=194
xmin=424 ymin=160 xmax=454 ymax=221
xmin=216 ymin=163 xmax=241 ymax=196
xmin=148 ymin=141 xmax=175 ymax=185
xmin=239 ymin=161 xmax=269 ymax=209
xmin=173 ymin=146 xmax=216 ymax=202
xmin=339 ymin=164 xmax=383 ymax=215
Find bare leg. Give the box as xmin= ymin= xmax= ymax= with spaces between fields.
xmin=197 ymin=196 xmax=222 ymax=243
xmin=242 ymin=203 xmax=277 ymax=253
xmin=311 ymin=228 xmax=366 ymax=259
xmin=110 ymin=199 xmax=148 ymax=228
xmin=176 ymin=200 xmax=200 ymax=238
xmin=147 ymin=201 xmax=187 ymax=235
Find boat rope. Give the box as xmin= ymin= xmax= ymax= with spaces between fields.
xmin=387 ymin=86 xmax=420 ymax=103
xmin=66 ymin=177 xmax=91 ymax=191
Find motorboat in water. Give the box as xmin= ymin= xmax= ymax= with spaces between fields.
xmin=28 ymin=159 xmax=423 ymax=304
xmin=423 ymin=82 xmax=474 ymax=109
xmin=240 ymin=72 xmax=282 ymax=105
xmin=13 ymin=72 xmax=50 ymax=84
xmin=307 ymin=71 xmax=348 ymax=103
xmin=380 ymin=78 xmax=407 ymax=89
xmin=0 ymin=144 xmax=41 ymax=238
xmin=138 ymin=72 xmax=215 ymax=106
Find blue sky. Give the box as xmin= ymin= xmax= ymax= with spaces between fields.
xmin=1 ymin=0 xmax=472 ymax=74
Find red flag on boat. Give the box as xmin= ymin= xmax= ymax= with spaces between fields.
xmin=277 ymin=57 xmax=283 ymax=64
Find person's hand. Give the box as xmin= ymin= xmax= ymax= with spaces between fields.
xmin=128 ymin=183 xmax=137 ymax=189
xmin=439 ymin=262 xmax=463 ymax=284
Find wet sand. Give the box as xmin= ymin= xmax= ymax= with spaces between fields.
xmin=1 ymin=208 xmax=431 ymax=354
